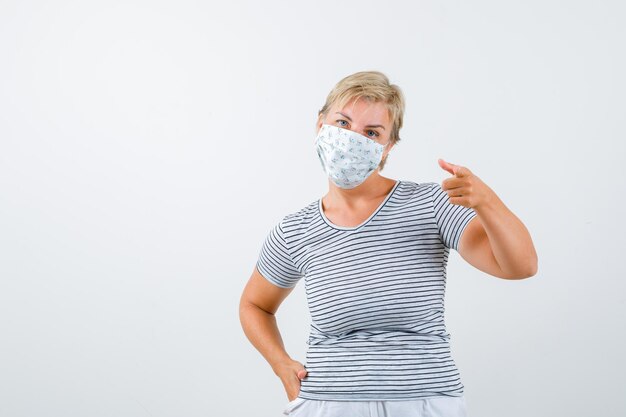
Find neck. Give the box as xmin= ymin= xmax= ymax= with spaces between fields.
xmin=325 ymin=173 xmax=396 ymax=207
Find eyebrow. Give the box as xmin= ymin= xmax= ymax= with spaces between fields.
xmin=335 ymin=112 xmax=386 ymax=130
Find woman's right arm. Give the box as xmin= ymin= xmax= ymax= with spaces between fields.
xmin=239 ymin=266 xmax=308 ymax=400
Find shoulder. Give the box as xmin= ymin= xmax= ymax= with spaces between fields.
xmin=275 ymin=199 xmax=319 ymax=235
xmin=395 ymin=179 xmax=437 ymax=202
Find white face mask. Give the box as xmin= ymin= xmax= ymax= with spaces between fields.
xmin=315 ymin=124 xmax=390 ymax=189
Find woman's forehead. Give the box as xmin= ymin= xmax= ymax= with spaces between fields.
xmin=331 ymin=98 xmax=390 ymax=124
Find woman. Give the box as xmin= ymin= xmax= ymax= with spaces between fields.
xmin=239 ymin=71 xmax=538 ymax=417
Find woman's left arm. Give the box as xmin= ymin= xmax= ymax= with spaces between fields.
xmin=439 ymin=159 xmax=539 ymax=280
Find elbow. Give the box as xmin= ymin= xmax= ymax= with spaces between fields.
xmin=502 ymin=257 xmax=538 ymax=280
xmin=520 ymin=257 xmax=539 ymax=279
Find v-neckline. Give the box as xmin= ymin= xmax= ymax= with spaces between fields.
xmin=318 ymin=180 xmax=401 ymax=231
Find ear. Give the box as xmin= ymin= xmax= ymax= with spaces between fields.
xmin=316 ymin=113 xmax=324 ymax=131
xmin=315 ymin=114 xmax=324 ymax=140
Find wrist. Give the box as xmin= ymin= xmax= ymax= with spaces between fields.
xmin=474 ymin=187 xmax=501 ymax=214
xmin=271 ymin=355 xmax=294 ymax=376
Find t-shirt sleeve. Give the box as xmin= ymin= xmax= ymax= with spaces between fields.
xmin=429 ymin=182 xmax=478 ymax=251
xmin=256 ymin=218 xmax=303 ymax=288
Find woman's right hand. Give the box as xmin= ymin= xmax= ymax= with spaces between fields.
xmin=273 ymin=358 xmax=308 ymax=402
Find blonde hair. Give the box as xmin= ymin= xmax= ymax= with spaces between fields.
xmin=318 ymin=71 xmax=405 ymax=171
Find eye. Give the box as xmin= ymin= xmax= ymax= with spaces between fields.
xmin=367 ymin=130 xmax=379 ymax=138
xmin=336 ymin=119 xmax=348 ymax=127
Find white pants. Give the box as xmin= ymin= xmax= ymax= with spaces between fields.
xmin=283 ymin=395 xmax=468 ymax=417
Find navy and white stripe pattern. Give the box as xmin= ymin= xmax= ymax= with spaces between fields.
xmin=256 ymin=180 xmax=478 ymax=401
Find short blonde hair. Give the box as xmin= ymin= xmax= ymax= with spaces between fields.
xmin=318 ymin=71 xmax=405 ymax=171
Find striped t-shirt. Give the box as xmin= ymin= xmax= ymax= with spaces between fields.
xmin=256 ymin=179 xmax=478 ymax=401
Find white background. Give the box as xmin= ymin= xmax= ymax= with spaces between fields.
xmin=1 ymin=1 xmax=624 ymax=416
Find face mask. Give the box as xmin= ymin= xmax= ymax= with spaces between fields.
xmin=315 ymin=123 xmax=390 ymax=189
